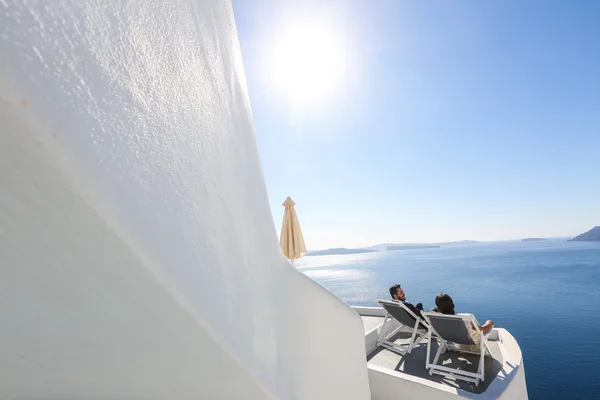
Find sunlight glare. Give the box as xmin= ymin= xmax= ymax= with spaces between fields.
xmin=269 ymin=21 xmax=346 ymax=106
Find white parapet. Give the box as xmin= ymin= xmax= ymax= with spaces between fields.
xmin=0 ymin=1 xmax=371 ymax=399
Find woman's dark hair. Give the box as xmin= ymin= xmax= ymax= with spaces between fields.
xmin=435 ymin=293 xmax=455 ymax=315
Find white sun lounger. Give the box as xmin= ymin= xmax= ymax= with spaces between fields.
xmin=375 ymin=299 xmax=429 ymax=356
xmin=423 ymin=312 xmax=493 ymax=386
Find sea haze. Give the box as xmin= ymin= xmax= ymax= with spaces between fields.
xmin=296 ymin=239 xmax=600 ymax=400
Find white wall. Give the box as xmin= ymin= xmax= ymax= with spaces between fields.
xmin=0 ymin=1 xmax=371 ymax=398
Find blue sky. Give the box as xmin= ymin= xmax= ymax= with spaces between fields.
xmin=233 ymin=0 xmax=600 ymax=249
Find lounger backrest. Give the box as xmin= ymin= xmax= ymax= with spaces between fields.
xmin=426 ymin=314 xmax=476 ymax=345
xmin=377 ymin=300 xmax=427 ymax=329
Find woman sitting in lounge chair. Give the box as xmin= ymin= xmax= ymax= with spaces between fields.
xmin=434 ymin=293 xmax=494 ymax=352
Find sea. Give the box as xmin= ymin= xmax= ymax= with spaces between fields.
xmin=295 ymin=239 xmax=600 ymax=400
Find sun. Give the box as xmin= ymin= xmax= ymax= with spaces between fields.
xmin=268 ymin=21 xmax=346 ymax=107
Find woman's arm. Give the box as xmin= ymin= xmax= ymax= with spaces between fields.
xmin=478 ymin=320 xmax=494 ymax=334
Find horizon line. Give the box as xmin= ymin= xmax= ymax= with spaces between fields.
xmin=308 ymin=236 xmax=577 ymax=251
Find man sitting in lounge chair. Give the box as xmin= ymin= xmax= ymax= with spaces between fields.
xmin=376 ymin=286 xmax=430 ymax=355
xmin=389 ymin=283 xmax=424 ymax=318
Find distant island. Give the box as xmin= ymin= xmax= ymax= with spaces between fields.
xmin=569 ymin=226 xmax=600 ymax=242
xmin=369 ymin=240 xmax=479 ymax=251
xmin=386 ymin=245 xmax=440 ymax=251
xmin=521 ymin=238 xmax=547 ymax=242
xmin=306 ymin=248 xmax=378 ymax=256
xmin=436 ymin=240 xmax=481 ymax=245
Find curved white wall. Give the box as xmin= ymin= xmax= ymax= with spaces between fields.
xmin=0 ymin=1 xmax=371 ymax=399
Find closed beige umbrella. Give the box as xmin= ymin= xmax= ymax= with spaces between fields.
xmin=280 ymin=196 xmax=306 ymax=265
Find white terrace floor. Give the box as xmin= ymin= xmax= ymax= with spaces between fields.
xmin=361 ymin=315 xmax=504 ymax=395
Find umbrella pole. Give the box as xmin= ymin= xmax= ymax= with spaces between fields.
xmin=291 ymin=259 xmax=294 ymax=266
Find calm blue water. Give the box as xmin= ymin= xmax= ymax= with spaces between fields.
xmin=296 ymin=240 xmax=600 ymax=400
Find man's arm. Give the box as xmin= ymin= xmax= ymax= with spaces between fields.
xmin=404 ymin=301 xmax=423 ymax=318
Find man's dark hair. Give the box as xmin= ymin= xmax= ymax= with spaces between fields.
xmin=389 ymin=284 xmax=401 ymax=299
xmin=435 ymin=293 xmax=455 ymax=315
